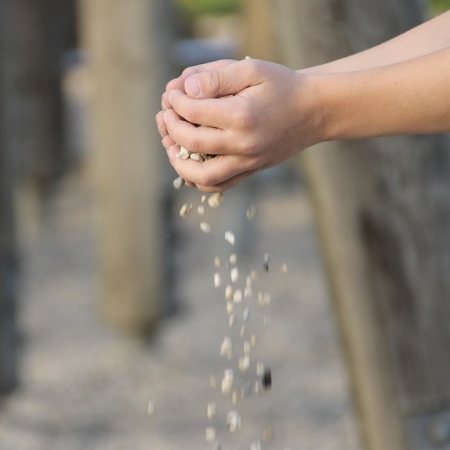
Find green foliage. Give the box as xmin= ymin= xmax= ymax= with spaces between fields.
xmin=177 ymin=0 xmax=240 ymax=16
xmin=430 ymin=0 xmax=450 ymax=14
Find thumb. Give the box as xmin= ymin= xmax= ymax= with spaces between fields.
xmin=184 ymin=61 xmax=253 ymax=99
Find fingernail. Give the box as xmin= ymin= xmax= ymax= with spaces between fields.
xmin=162 ymin=94 xmax=170 ymax=110
xmin=167 ymin=148 xmax=175 ymax=161
xmin=157 ymin=124 xmax=167 ymax=135
xmin=185 ymin=75 xmax=201 ymax=97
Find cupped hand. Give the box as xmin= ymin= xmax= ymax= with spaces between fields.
xmin=158 ymin=59 xmax=324 ymax=191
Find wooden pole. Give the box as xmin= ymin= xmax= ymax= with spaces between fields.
xmin=15 ymin=0 xmax=77 ymax=183
xmin=274 ymin=1 xmax=450 ymax=449
xmin=0 ymin=0 xmax=20 ymax=393
xmin=78 ymin=0 xmax=176 ymax=334
xmin=241 ymin=0 xmax=280 ymax=62
xmin=14 ymin=0 xmax=77 ymax=241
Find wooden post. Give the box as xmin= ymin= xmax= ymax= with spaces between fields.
xmin=78 ymin=0 xmax=176 ymax=334
xmin=0 ymin=0 xmax=19 ymax=393
xmin=241 ymin=0 xmax=280 ymax=62
xmin=274 ymin=1 xmax=450 ymax=449
xmin=15 ymin=0 xmax=77 ymax=181
xmin=14 ymin=0 xmax=77 ymax=241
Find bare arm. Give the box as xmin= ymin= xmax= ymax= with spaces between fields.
xmin=317 ymin=46 xmax=450 ymax=141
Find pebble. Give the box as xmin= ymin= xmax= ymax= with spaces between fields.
xmin=173 ymin=176 xmax=185 ymax=189
xmin=208 ymin=192 xmax=224 ymax=208
xmin=262 ymin=368 xmax=272 ymax=390
xmin=200 ymin=222 xmax=211 ymax=233
xmin=246 ymin=204 xmax=257 ymax=220
xmin=227 ymin=410 xmax=241 ymax=432
xmin=179 ymin=204 xmax=193 ymax=218
xmin=233 ymin=289 xmax=242 ymax=303
xmin=239 ymin=355 xmax=250 ymax=372
xmin=224 ymin=231 xmax=235 ymax=245
xmin=230 ymin=267 xmax=239 ymax=283
xmin=207 ymin=403 xmax=216 ymax=420
xmin=256 ymin=363 xmax=265 ymax=376
xmin=190 ymin=152 xmax=204 ymax=162
xmin=225 ymin=285 xmax=234 ymax=300
xmin=205 ymin=426 xmax=216 ymax=443
xmin=222 ymin=369 xmax=234 ymax=394
xmin=177 ymin=146 xmax=190 ymax=160
xmin=220 ymin=336 xmax=233 ymax=359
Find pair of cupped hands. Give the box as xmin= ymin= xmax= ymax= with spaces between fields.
xmin=156 ymin=59 xmax=323 ymax=192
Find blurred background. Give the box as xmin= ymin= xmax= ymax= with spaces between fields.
xmin=0 ymin=1 xmax=450 ymax=449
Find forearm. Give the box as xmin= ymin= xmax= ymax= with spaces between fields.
xmin=301 ymin=10 xmax=450 ymax=74
xmin=315 ymin=46 xmax=450 ymax=141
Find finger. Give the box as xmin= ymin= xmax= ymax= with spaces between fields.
xmin=161 ymin=134 xmax=175 ymax=151
xmin=183 ymin=59 xmax=259 ymax=99
xmin=161 ymin=92 xmax=171 ymax=111
xmin=164 ymin=108 xmax=234 ymax=155
xmin=167 ymin=89 xmax=242 ymax=130
xmin=194 ymin=170 xmax=256 ymax=192
xmin=170 ymin=151 xmax=256 ymax=188
xmin=155 ymin=111 xmax=168 ymax=137
xmin=166 ymin=60 xmax=237 ymax=91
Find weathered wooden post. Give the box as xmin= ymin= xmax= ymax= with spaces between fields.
xmin=78 ymin=0 xmax=176 ymax=334
xmin=14 ymin=0 xmax=77 ymax=241
xmin=0 ymin=0 xmax=20 ymax=393
xmin=15 ymin=0 xmax=77 ymax=182
xmin=274 ymin=1 xmax=450 ymax=449
xmin=241 ymin=0 xmax=280 ymax=61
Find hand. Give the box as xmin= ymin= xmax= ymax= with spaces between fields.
xmin=156 ymin=60 xmax=237 ymax=137
xmin=157 ymin=59 xmax=324 ymax=192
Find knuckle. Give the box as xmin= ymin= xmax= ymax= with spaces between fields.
xmin=232 ymin=105 xmax=258 ymax=131
xmin=237 ymin=135 xmax=260 ymax=157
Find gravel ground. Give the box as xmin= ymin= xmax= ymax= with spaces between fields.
xmin=0 ymin=166 xmax=362 ymax=450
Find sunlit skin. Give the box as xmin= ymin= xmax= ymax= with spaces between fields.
xmin=156 ymin=11 xmax=450 ymax=192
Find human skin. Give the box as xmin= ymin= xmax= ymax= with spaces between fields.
xmin=156 ymin=11 xmax=450 ymax=192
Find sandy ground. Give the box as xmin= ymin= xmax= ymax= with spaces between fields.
xmin=0 ymin=165 xmax=363 ymax=450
